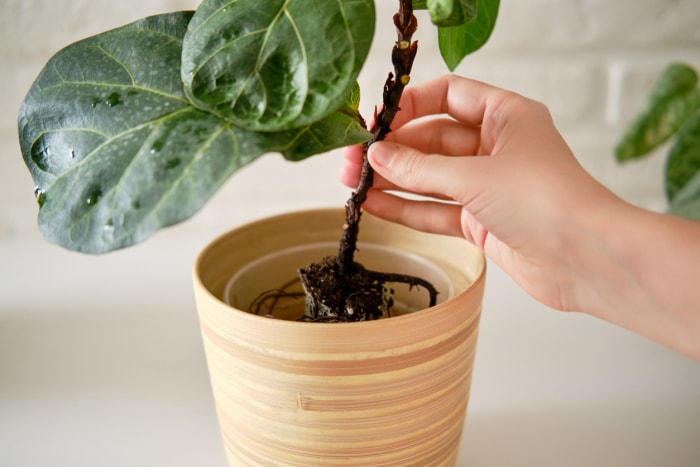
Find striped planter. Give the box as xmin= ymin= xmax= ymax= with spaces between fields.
xmin=193 ymin=209 xmax=486 ymax=466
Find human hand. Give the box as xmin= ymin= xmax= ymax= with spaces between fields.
xmin=340 ymin=75 xmax=623 ymax=312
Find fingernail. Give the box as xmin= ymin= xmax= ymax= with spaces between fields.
xmin=368 ymin=142 xmax=396 ymax=168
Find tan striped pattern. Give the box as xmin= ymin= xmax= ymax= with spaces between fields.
xmin=193 ymin=209 xmax=486 ymax=466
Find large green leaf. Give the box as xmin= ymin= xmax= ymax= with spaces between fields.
xmin=615 ymin=63 xmax=700 ymax=162
xmin=18 ymin=12 xmax=370 ymax=253
xmin=436 ymin=0 xmax=499 ymax=71
xmin=665 ymin=111 xmax=700 ymax=201
xmin=182 ymin=0 xmax=375 ymax=132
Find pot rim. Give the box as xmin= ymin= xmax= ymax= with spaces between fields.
xmin=193 ymin=207 xmax=486 ymax=330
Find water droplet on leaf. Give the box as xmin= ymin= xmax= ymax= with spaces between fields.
xmin=151 ymin=139 xmax=166 ymax=153
xmin=165 ymin=158 xmax=181 ymax=170
xmin=34 ymin=187 xmax=46 ymax=207
xmin=106 ymin=92 xmax=123 ymax=107
xmin=103 ymin=219 xmax=115 ymax=242
xmin=86 ymin=188 xmax=102 ymax=206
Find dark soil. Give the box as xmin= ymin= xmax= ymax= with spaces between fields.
xmin=299 ymin=256 xmax=387 ymax=321
xmin=247 ymin=256 xmax=439 ymax=322
xmin=299 ymin=256 xmax=438 ymax=322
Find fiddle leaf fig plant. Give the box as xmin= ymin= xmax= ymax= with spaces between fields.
xmin=19 ymin=0 xmax=499 ymax=320
xmin=19 ymin=0 xmax=499 ymax=255
xmin=615 ymin=62 xmax=700 ymax=220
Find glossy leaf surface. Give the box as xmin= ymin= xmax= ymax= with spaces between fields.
xmin=182 ymin=0 xmax=375 ymax=131
xmin=18 ymin=12 xmax=370 ymax=253
xmin=436 ymin=0 xmax=499 ymax=71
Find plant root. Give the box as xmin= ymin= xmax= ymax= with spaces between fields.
xmin=298 ymin=256 xmax=438 ymax=322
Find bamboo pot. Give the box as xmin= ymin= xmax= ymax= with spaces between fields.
xmin=193 ymin=209 xmax=486 ymax=466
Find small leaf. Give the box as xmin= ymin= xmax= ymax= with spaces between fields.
xmin=665 ymin=111 xmax=700 ymax=201
xmin=437 ymin=0 xmax=500 ymax=71
xmin=615 ymin=63 xmax=700 ymax=162
xmin=279 ymin=81 xmax=369 ymax=161
xmin=341 ymin=81 xmax=363 ymax=115
xmin=182 ymin=0 xmax=375 ymax=132
xmin=425 ymin=0 xmax=477 ymax=28
xmin=668 ymin=169 xmax=700 ymax=221
xmin=650 ymin=63 xmax=699 ymax=101
xmin=278 ymin=98 xmax=370 ymax=162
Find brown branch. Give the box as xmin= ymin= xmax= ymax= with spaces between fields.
xmin=337 ymin=0 xmax=418 ymax=274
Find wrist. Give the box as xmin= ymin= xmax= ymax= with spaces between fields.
xmin=568 ymin=195 xmax=700 ymax=359
xmin=563 ymin=192 xmax=637 ymax=317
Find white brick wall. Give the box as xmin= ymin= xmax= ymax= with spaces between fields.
xmin=2 ymin=0 xmax=699 ymax=243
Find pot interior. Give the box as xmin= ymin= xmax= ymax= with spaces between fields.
xmin=223 ymin=241 xmax=454 ymax=320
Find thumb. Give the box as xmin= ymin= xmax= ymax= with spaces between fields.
xmin=368 ymin=141 xmax=483 ymax=203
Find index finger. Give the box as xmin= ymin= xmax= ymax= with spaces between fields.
xmin=390 ymin=74 xmax=513 ymax=131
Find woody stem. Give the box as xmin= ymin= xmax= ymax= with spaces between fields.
xmin=336 ymin=0 xmax=418 ymax=274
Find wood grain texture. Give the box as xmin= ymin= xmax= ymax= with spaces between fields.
xmin=193 ymin=209 xmax=486 ymax=466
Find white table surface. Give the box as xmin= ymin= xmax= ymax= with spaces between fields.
xmin=2 ymin=232 xmax=699 ymax=467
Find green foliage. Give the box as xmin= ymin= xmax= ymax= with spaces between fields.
xmin=423 ymin=0 xmax=477 ymax=27
xmin=18 ymin=8 xmax=372 ymax=253
xmin=18 ymin=0 xmax=500 ymax=253
xmin=415 ymin=0 xmax=500 ymax=71
xmin=615 ymin=63 xmax=700 ymax=221
xmin=182 ymin=0 xmax=374 ymax=132
xmin=437 ymin=0 xmax=500 ymax=71
xmin=669 ymin=170 xmax=700 ymax=219
xmin=665 ymin=111 xmax=700 ymax=202
xmin=615 ymin=64 xmax=700 ymax=162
